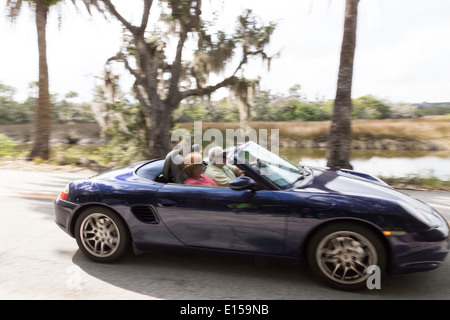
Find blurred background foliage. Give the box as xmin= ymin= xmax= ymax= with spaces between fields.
xmin=2 ymin=82 xmax=449 ymax=127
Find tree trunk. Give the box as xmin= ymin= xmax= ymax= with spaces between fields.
xmin=326 ymin=0 xmax=359 ymax=169
xmin=237 ymin=99 xmax=251 ymax=131
xmin=29 ymin=0 xmax=51 ymax=160
xmin=149 ymin=100 xmax=172 ymax=159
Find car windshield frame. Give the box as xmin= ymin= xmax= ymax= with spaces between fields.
xmin=230 ymin=141 xmax=309 ymax=190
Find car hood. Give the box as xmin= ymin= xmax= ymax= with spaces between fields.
xmin=302 ymin=166 xmax=431 ymax=211
xmin=302 ymin=166 xmax=449 ymax=228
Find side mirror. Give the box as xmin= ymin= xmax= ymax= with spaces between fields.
xmin=298 ymin=161 xmax=305 ymax=175
xmin=229 ymin=176 xmax=257 ymax=191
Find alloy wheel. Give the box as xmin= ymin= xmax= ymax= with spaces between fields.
xmin=315 ymin=230 xmax=378 ymax=285
xmin=79 ymin=213 xmax=121 ymax=258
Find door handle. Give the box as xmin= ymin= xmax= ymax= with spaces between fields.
xmin=158 ymin=199 xmax=177 ymax=207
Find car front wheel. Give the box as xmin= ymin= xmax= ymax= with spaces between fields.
xmin=75 ymin=207 xmax=130 ymax=263
xmin=307 ymin=222 xmax=386 ymax=290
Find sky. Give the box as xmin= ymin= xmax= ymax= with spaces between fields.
xmin=1 ymin=0 xmax=450 ymax=104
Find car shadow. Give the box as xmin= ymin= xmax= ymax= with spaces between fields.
xmin=72 ymin=249 xmax=333 ymax=300
xmin=71 ymin=248 xmax=450 ymax=299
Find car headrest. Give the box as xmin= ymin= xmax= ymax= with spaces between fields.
xmin=163 ymin=149 xmax=185 ymax=183
xmin=191 ymin=144 xmax=201 ymax=153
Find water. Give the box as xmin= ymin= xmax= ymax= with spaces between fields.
xmin=279 ymin=148 xmax=450 ymax=181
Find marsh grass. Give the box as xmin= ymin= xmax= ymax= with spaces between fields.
xmin=177 ymin=118 xmax=450 ymax=141
xmin=381 ymin=175 xmax=450 ymax=191
xmin=351 ymin=118 xmax=450 ymax=140
xmin=1 ymin=118 xmax=448 ymax=144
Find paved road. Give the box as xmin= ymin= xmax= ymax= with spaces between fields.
xmin=0 ymin=169 xmax=449 ymax=300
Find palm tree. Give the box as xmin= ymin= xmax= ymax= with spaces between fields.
xmin=326 ymin=0 xmax=360 ymax=169
xmin=6 ymin=0 xmax=61 ymax=160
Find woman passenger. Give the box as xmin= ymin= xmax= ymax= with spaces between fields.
xmin=182 ymin=152 xmax=217 ymax=186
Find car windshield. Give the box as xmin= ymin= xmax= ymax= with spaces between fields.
xmin=233 ymin=142 xmax=306 ymax=189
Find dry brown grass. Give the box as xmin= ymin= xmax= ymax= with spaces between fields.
xmin=2 ymin=118 xmax=449 ymax=145
xmin=351 ymin=118 xmax=450 ymax=140
xmin=177 ymin=118 xmax=450 ymax=141
xmin=177 ymin=121 xmax=331 ymax=140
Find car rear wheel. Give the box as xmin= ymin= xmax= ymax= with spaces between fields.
xmin=75 ymin=207 xmax=130 ymax=263
xmin=307 ymin=222 xmax=386 ymax=290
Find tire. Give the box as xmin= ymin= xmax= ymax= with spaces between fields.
xmin=75 ymin=206 xmax=130 ymax=263
xmin=307 ymin=222 xmax=386 ymax=290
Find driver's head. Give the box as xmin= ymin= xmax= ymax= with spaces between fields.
xmin=208 ymin=146 xmax=227 ymax=167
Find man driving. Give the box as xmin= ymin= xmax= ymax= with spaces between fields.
xmin=205 ymin=146 xmax=242 ymax=187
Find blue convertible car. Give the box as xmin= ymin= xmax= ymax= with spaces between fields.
xmin=54 ymin=141 xmax=449 ymax=290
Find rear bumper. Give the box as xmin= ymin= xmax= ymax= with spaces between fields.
xmin=53 ymin=197 xmax=79 ymax=237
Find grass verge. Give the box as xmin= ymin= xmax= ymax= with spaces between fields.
xmin=380 ymin=176 xmax=450 ymax=191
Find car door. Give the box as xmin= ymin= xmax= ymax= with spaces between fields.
xmin=155 ymin=184 xmax=289 ymax=256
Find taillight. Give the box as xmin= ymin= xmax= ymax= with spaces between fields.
xmin=60 ymin=184 xmax=69 ymax=200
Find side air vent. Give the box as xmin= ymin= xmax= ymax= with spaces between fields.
xmin=131 ymin=206 xmax=159 ymax=224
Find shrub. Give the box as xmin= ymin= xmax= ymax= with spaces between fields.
xmin=0 ymin=134 xmax=19 ymax=157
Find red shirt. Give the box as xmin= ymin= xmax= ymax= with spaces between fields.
xmin=184 ymin=174 xmax=217 ymax=186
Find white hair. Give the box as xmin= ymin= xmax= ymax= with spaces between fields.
xmin=208 ymin=146 xmax=224 ymax=163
